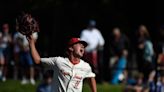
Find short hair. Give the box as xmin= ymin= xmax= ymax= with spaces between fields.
xmin=43 ymin=70 xmax=53 ymax=79
xmin=88 ymin=19 xmax=96 ymax=26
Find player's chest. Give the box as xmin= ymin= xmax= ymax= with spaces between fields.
xmin=85 ymin=32 xmax=98 ymax=40
xmin=57 ymin=63 xmax=87 ymax=79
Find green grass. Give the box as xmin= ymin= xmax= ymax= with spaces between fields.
xmin=0 ymin=79 xmax=38 ymax=92
xmin=83 ymin=82 xmax=124 ymax=92
xmin=0 ymin=79 xmax=124 ymax=92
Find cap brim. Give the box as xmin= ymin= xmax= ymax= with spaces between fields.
xmin=71 ymin=41 xmax=88 ymax=48
xmin=78 ymin=41 xmax=88 ymax=47
xmin=68 ymin=40 xmax=88 ymax=48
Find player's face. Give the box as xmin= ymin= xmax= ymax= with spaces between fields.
xmin=72 ymin=43 xmax=85 ymax=58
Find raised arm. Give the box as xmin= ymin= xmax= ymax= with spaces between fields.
xmin=27 ymin=35 xmax=41 ymax=64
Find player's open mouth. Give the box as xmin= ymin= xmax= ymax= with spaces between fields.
xmin=80 ymin=49 xmax=84 ymax=53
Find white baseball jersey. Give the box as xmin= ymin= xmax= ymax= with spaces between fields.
xmin=41 ymin=56 xmax=95 ymax=92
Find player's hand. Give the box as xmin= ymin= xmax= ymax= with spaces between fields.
xmin=26 ymin=34 xmax=35 ymax=44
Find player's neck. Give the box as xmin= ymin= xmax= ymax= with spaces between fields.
xmin=69 ymin=56 xmax=80 ymax=65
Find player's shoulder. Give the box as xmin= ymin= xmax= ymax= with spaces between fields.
xmin=51 ymin=56 xmax=65 ymax=60
xmin=81 ymin=29 xmax=90 ymax=33
xmin=52 ymin=56 xmax=68 ymax=62
xmin=93 ymin=28 xmax=101 ymax=32
xmin=80 ymin=59 xmax=91 ymax=68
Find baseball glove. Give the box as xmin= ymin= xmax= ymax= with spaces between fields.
xmin=16 ymin=12 xmax=39 ymax=35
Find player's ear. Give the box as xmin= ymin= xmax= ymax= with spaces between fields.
xmin=68 ymin=46 xmax=73 ymax=51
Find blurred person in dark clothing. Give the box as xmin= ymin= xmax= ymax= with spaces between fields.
xmin=124 ymin=73 xmax=146 ymax=92
xmin=135 ymin=24 xmax=155 ymax=82
xmin=109 ymin=27 xmax=130 ymax=84
xmin=157 ymin=25 xmax=164 ymax=74
xmin=36 ymin=70 xmax=53 ymax=92
xmin=156 ymin=71 xmax=164 ymax=92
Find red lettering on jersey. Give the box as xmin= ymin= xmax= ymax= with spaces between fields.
xmin=74 ymin=75 xmax=82 ymax=80
xmin=60 ymin=70 xmax=70 ymax=76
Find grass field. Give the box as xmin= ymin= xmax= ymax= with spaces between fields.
xmin=0 ymin=79 xmax=124 ymax=92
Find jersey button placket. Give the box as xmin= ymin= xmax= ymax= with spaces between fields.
xmin=66 ymin=65 xmax=75 ymax=92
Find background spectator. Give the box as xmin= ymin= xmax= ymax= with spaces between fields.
xmin=80 ymin=19 xmax=105 ymax=83
xmin=0 ymin=23 xmax=12 ymax=82
xmin=36 ymin=70 xmax=53 ymax=92
xmin=108 ymin=27 xmax=130 ymax=84
xmin=15 ymin=32 xmax=38 ymax=85
xmin=135 ymin=24 xmax=155 ymax=82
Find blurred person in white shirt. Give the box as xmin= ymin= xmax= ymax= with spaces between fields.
xmin=14 ymin=31 xmax=38 ymax=85
xmin=80 ymin=19 xmax=105 ymax=83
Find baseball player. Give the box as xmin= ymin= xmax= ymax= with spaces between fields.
xmin=27 ymin=35 xmax=97 ymax=92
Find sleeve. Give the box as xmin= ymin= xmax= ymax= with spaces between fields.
xmin=80 ymin=30 xmax=87 ymax=41
xmin=33 ymin=32 xmax=38 ymax=40
xmin=145 ymin=41 xmax=154 ymax=56
xmin=96 ymin=29 xmax=105 ymax=46
xmin=41 ymin=57 xmax=57 ymax=66
xmin=85 ymin=64 xmax=96 ymax=78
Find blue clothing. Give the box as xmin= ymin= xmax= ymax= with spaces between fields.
xmin=156 ymin=81 xmax=164 ymax=92
xmin=149 ymin=81 xmax=156 ymax=92
xmin=111 ymin=56 xmax=127 ymax=84
xmin=144 ymin=40 xmax=154 ymax=62
xmin=0 ymin=48 xmax=4 ymax=58
xmin=37 ymin=83 xmax=52 ymax=92
xmin=20 ymin=51 xmax=33 ymax=66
